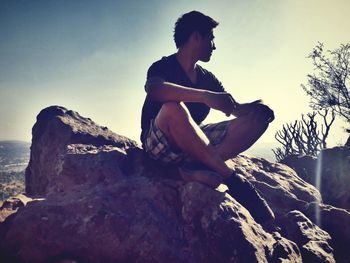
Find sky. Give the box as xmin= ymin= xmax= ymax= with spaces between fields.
xmin=1 ymin=0 xmax=349 ymax=154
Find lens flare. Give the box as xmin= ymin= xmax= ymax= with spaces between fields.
xmin=315 ymin=151 xmax=323 ymax=226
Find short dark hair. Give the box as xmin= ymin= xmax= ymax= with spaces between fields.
xmin=173 ymin=11 xmax=219 ymax=48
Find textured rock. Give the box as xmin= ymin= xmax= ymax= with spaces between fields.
xmin=0 ymin=178 xmax=302 ymax=263
xmin=25 ymin=106 xmax=137 ymax=196
xmin=180 ymin=182 xmax=301 ymax=263
xmin=0 ymin=105 xmax=349 ymax=262
xmin=281 ymin=147 xmax=350 ymax=212
xmin=318 ymin=147 xmax=350 ymax=211
xmin=0 ymin=194 xmax=35 ymax=222
xmin=281 ymin=154 xmax=317 ymax=185
xmin=304 ymin=202 xmax=350 ymax=263
xmin=278 ymin=210 xmax=334 ymax=262
xmin=226 ymin=155 xmax=321 ymax=218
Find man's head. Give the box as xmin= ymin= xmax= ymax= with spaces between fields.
xmin=174 ymin=11 xmax=219 ymax=62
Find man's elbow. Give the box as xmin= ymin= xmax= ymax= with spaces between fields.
xmin=145 ymin=84 xmax=158 ymax=95
xmin=145 ymin=77 xmax=165 ymax=94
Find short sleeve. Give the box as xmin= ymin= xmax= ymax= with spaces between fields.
xmin=147 ymin=60 xmax=166 ymax=79
xmin=144 ymin=59 xmax=167 ymax=92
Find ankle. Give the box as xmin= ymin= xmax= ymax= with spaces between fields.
xmin=218 ymin=165 xmax=233 ymax=179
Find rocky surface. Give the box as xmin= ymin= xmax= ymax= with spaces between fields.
xmin=318 ymin=147 xmax=350 ymax=211
xmin=281 ymin=154 xmax=317 ymax=185
xmin=282 ymin=147 xmax=350 ymax=212
xmin=0 ymin=194 xmax=35 ymax=223
xmin=278 ymin=210 xmax=334 ymax=262
xmin=0 ymin=106 xmax=349 ymax=262
xmin=25 ymin=106 xmax=137 ymax=196
xmin=304 ymin=202 xmax=350 ymax=262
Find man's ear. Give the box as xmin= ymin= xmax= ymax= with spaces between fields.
xmin=189 ymin=31 xmax=202 ymax=43
xmin=192 ymin=31 xmax=203 ymax=41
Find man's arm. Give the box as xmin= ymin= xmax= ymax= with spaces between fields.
xmin=146 ymin=79 xmax=237 ymax=116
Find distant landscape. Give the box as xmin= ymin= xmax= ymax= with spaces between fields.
xmin=245 ymin=143 xmax=277 ymax=162
xmin=0 ymin=140 xmax=30 ymax=204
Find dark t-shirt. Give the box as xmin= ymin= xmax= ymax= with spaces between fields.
xmin=140 ymin=54 xmax=225 ymax=144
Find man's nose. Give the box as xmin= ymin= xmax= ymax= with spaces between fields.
xmin=212 ymin=41 xmax=216 ymax=50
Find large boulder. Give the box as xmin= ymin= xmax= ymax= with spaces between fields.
xmin=281 ymin=147 xmax=350 ymax=213
xmin=304 ymin=202 xmax=350 ymax=263
xmin=0 ymin=105 xmax=348 ymax=262
xmin=0 ymin=179 xmax=302 ymax=263
xmin=226 ymin=155 xmax=321 ymax=218
xmin=25 ymin=106 xmax=137 ymax=196
xmin=278 ymin=210 xmax=334 ymax=262
xmin=281 ymin=154 xmax=317 ymax=185
xmin=317 ymin=147 xmax=350 ymax=211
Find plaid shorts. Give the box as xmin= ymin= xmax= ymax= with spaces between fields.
xmin=143 ymin=119 xmax=231 ymax=164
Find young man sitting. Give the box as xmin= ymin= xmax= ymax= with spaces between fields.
xmin=140 ymin=11 xmax=275 ymax=224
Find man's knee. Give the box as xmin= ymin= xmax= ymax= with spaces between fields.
xmin=248 ymin=116 xmax=269 ymax=135
xmin=228 ymin=115 xmax=269 ymax=136
xmin=157 ymin=102 xmax=190 ymax=125
xmin=255 ymin=117 xmax=269 ymax=131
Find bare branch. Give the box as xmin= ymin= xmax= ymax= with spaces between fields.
xmin=273 ymin=110 xmax=335 ymax=161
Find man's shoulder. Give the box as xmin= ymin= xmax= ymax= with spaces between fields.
xmin=150 ymin=54 xmax=176 ymax=68
xmin=146 ymin=54 xmax=177 ymax=78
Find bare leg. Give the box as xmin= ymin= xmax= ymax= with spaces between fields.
xmin=156 ymin=102 xmax=275 ymax=223
xmin=216 ymin=116 xmax=269 ymax=161
xmin=155 ymin=102 xmax=232 ymax=187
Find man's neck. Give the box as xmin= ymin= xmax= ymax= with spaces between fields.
xmin=176 ymin=48 xmax=198 ymax=74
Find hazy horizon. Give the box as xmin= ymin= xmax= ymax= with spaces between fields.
xmin=1 ymin=0 xmax=349 ymax=150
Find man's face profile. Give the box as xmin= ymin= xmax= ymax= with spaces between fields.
xmin=198 ymin=30 xmax=216 ymax=62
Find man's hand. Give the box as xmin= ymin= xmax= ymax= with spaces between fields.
xmin=204 ymin=91 xmax=237 ymax=116
xmin=234 ymin=100 xmax=274 ymax=123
